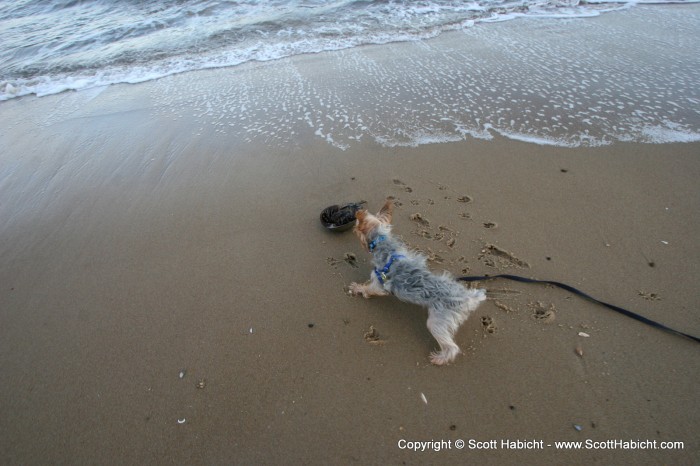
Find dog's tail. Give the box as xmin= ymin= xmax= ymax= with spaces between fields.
xmin=463 ymin=287 xmax=487 ymax=311
xmin=451 ymin=287 xmax=486 ymax=327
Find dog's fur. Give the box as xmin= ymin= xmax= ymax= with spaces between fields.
xmin=349 ymin=198 xmax=486 ymax=365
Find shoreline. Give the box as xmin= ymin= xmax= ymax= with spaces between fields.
xmin=3 ymin=4 xmax=700 ymax=148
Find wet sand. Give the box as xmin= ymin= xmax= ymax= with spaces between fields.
xmin=2 ymin=9 xmax=700 ymax=466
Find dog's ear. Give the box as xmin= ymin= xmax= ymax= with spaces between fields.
xmin=353 ymin=209 xmax=372 ymax=250
xmin=377 ymin=197 xmax=394 ymax=224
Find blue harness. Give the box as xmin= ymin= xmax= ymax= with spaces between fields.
xmin=368 ymin=235 xmax=404 ymax=285
xmin=367 ymin=235 xmax=386 ymax=253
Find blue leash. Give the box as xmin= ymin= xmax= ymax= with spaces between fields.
xmin=458 ymin=274 xmax=700 ymax=344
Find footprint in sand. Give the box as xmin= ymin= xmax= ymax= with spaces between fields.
xmin=327 ymin=254 xmax=359 ymax=268
xmin=530 ymin=302 xmax=556 ymax=323
xmin=481 ymin=316 xmax=497 ymax=334
xmin=409 ymin=212 xmax=430 ymax=227
xmin=364 ymin=325 xmax=385 ymax=345
xmin=392 ymin=178 xmax=413 ymax=193
xmin=483 ymin=222 xmax=497 ymax=229
xmin=478 ymin=243 xmax=530 ymax=269
xmin=425 ymin=248 xmax=445 ymax=263
xmin=344 ymin=252 xmax=358 ymax=268
xmin=457 ymin=195 xmax=472 ymax=203
xmin=638 ymin=291 xmax=661 ymax=301
xmin=493 ymin=300 xmax=517 ymax=314
xmin=326 ymin=257 xmax=342 ymax=267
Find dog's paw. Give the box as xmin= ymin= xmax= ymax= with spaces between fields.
xmin=348 ymin=282 xmax=364 ymax=297
xmin=429 ymin=352 xmax=450 ymax=366
xmin=429 ymin=349 xmax=458 ymax=366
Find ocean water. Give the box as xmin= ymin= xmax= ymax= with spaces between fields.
xmin=1 ymin=0 xmax=699 ymax=147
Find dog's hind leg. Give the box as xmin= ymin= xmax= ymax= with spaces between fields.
xmin=426 ymin=311 xmax=461 ymax=366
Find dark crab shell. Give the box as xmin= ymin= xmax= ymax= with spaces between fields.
xmin=320 ymin=201 xmax=366 ymax=232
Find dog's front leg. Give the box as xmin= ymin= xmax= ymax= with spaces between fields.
xmin=349 ymin=275 xmax=389 ymax=299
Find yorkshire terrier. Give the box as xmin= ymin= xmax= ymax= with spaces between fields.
xmin=349 ymin=198 xmax=486 ymax=365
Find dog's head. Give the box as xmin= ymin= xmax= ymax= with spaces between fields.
xmin=354 ymin=197 xmax=394 ymax=251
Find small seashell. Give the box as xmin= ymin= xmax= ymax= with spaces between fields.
xmin=179 ymin=370 xmax=186 ymax=379
xmin=578 ymin=332 xmax=590 ymax=338
xmin=196 ymin=379 xmax=206 ymax=389
xmin=420 ymin=392 xmax=428 ymax=404
xmin=575 ymin=346 xmax=583 ymax=357
xmin=573 ymin=424 xmax=582 ymax=431
xmin=177 ymin=418 xmax=186 ymax=424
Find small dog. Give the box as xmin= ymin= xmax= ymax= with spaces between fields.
xmin=349 ymin=198 xmax=486 ymax=365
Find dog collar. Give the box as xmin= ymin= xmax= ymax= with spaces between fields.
xmin=368 ymin=235 xmax=386 ymax=253
xmin=374 ymin=254 xmax=405 ymax=285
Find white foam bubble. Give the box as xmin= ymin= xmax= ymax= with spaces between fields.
xmin=638 ymin=122 xmax=700 ymax=144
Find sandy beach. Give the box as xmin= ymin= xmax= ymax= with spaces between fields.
xmin=1 ymin=5 xmax=699 ymax=465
